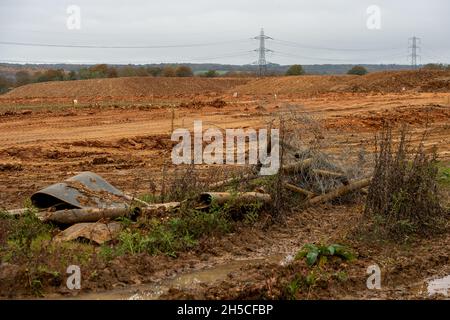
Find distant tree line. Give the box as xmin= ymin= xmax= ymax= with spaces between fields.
xmin=0 ymin=63 xmax=362 ymax=93
xmin=422 ymin=63 xmax=450 ymax=71
xmin=4 ymin=63 xmax=267 ymax=89
xmin=0 ymin=75 xmax=13 ymax=94
xmin=7 ymin=64 xmax=206 ymax=88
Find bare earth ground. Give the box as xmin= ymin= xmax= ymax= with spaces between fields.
xmin=0 ymin=71 xmax=449 ymax=299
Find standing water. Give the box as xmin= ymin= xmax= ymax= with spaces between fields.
xmin=427 ymin=275 xmax=450 ymax=297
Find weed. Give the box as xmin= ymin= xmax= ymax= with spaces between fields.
xmin=5 ymin=208 xmax=53 ymax=256
xmin=438 ymin=165 xmax=450 ymax=187
xmin=115 ymin=205 xmax=233 ymax=257
xmin=295 ymin=243 xmax=355 ymax=267
xmin=138 ymin=194 xmax=160 ymax=204
xmin=364 ymin=124 xmax=447 ymax=239
xmin=285 ymin=275 xmax=301 ymax=299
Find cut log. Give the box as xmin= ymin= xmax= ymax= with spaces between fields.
xmin=41 ymin=207 xmax=137 ymax=224
xmin=311 ymin=169 xmax=349 ymax=185
xmin=4 ymin=208 xmax=47 ymax=221
xmin=123 ymin=194 xmax=151 ymax=207
xmin=200 ymin=192 xmax=272 ymax=206
xmin=5 ymin=208 xmax=29 ymax=217
xmin=140 ymin=202 xmax=180 ymax=215
xmin=304 ymin=178 xmax=371 ymax=207
xmin=209 ymin=174 xmax=257 ymax=189
xmin=282 ymin=158 xmax=313 ymax=174
xmin=283 ymin=183 xmax=315 ymax=198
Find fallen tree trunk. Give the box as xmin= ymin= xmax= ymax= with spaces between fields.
xmin=282 ymin=158 xmax=313 ymax=174
xmin=283 ymin=183 xmax=315 ymax=198
xmin=200 ymin=192 xmax=272 ymax=206
xmin=123 ymin=194 xmax=151 ymax=207
xmin=140 ymin=202 xmax=180 ymax=215
xmin=42 ymin=201 xmax=181 ymax=224
xmin=41 ymin=207 xmax=136 ymax=224
xmin=5 ymin=208 xmax=29 ymax=217
xmin=209 ymin=174 xmax=257 ymax=189
xmin=304 ymin=178 xmax=371 ymax=207
xmin=311 ymin=169 xmax=349 ymax=185
xmin=4 ymin=208 xmax=47 ymax=221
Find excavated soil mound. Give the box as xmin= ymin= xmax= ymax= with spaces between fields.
xmin=231 ymin=75 xmax=356 ymax=96
xmin=231 ymin=70 xmax=450 ymax=96
xmin=1 ymin=77 xmax=251 ymax=100
xmin=339 ymin=70 xmax=450 ymax=93
xmin=2 ymin=70 xmax=449 ymax=105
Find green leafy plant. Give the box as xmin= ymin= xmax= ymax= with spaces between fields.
xmin=295 ymin=243 xmax=355 ymax=266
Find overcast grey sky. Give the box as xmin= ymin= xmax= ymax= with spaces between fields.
xmin=0 ymin=0 xmax=449 ymax=65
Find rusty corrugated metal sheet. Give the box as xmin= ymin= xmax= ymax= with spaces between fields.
xmin=31 ymin=171 xmax=128 ymax=210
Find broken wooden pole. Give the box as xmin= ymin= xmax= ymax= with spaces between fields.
xmin=4 ymin=208 xmax=47 ymax=221
xmin=209 ymin=174 xmax=257 ymax=189
xmin=304 ymin=178 xmax=371 ymax=207
xmin=311 ymin=169 xmax=349 ymax=185
xmin=200 ymin=192 xmax=272 ymax=206
xmin=140 ymin=202 xmax=180 ymax=215
xmin=5 ymin=208 xmax=29 ymax=217
xmin=41 ymin=207 xmax=137 ymax=225
xmin=123 ymin=194 xmax=151 ymax=207
xmin=282 ymin=158 xmax=313 ymax=174
xmin=283 ymin=183 xmax=315 ymax=198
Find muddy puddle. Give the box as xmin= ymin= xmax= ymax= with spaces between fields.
xmin=50 ymin=256 xmax=282 ymax=300
xmin=406 ymin=273 xmax=450 ymax=298
xmin=427 ymin=275 xmax=450 ymax=297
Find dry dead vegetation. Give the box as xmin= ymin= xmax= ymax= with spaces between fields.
xmin=0 ymin=70 xmax=449 ymax=299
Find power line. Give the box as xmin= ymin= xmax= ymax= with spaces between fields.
xmin=1 ymin=30 xmax=443 ymax=66
xmin=274 ymin=50 xmax=408 ymax=63
xmin=0 ymin=39 xmax=250 ymax=49
xmin=421 ymin=48 xmax=448 ymax=64
xmin=0 ymin=51 xmax=255 ymax=65
xmin=272 ymin=39 xmax=404 ymax=52
xmin=179 ymin=51 xmax=254 ymax=62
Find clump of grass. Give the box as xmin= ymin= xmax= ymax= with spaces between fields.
xmin=438 ymin=165 xmax=450 ymax=187
xmin=364 ymin=124 xmax=447 ymax=239
xmin=1 ymin=208 xmax=54 ymax=256
xmin=114 ymin=203 xmax=233 ymax=257
xmin=0 ymin=208 xmax=102 ymax=296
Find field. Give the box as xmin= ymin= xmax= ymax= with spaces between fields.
xmin=0 ymin=70 xmax=449 ymax=299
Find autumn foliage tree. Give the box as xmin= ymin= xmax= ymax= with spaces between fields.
xmin=285 ymin=65 xmax=305 ymax=76
xmin=175 ymin=65 xmax=194 ymax=77
xmin=347 ymin=65 xmax=368 ymax=76
xmin=15 ymin=71 xmax=31 ymax=86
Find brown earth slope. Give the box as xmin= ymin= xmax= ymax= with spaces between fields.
xmin=231 ymin=70 xmax=450 ymax=97
xmin=1 ymin=77 xmax=251 ymax=100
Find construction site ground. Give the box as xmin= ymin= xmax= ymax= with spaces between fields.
xmin=0 ymin=70 xmax=449 ymax=299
